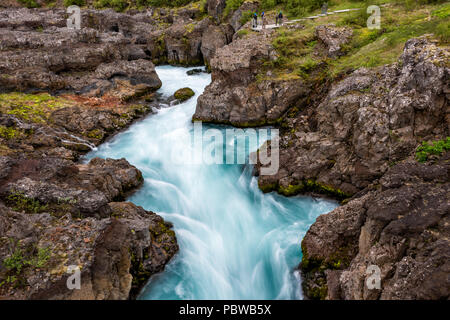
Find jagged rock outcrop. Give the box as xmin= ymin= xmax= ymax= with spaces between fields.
xmin=0 ymin=95 xmax=155 ymax=160
xmin=315 ymin=24 xmax=353 ymax=57
xmin=257 ymin=37 xmax=449 ymax=197
xmin=0 ymin=6 xmax=237 ymax=89
xmin=207 ymin=0 xmax=226 ymax=21
xmin=151 ymin=17 xmax=211 ymax=66
xmin=0 ymin=156 xmax=143 ymax=217
xmin=201 ymin=23 xmax=234 ymax=67
xmin=0 ymin=7 xmax=232 ymax=96
xmin=229 ymin=0 xmax=259 ymax=32
xmin=0 ymin=8 xmax=162 ymax=98
xmin=194 ymin=30 xmax=312 ymax=126
xmin=0 ymin=201 xmax=178 ymax=299
xmin=0 ymin=95 xmax=179 ymax=299
xmin=0 ymin=67 xmax=178 ymax=300
xmin=300 ymin=157 xmax=450 ymax=300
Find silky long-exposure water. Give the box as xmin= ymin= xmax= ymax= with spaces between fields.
xmin=86 ymin=66 xmax=338 ymax=300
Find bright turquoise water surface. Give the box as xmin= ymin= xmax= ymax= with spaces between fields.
xmin=86 ymin=66 xmax=338 ymax=300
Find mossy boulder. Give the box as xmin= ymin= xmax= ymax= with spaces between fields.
xmin=174 ymin=87 xmax=195 ymax=102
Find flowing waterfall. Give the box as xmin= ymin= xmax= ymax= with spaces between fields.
xmin=86 ymin=66 xmax=338 ymax=300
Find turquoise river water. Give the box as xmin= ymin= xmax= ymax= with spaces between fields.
xmin=86 ymin=66 xmax=338 ymax=300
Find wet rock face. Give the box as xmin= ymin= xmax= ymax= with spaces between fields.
xmin=0 ymin=98 xmax=153 ymax=161
xmin=257 ymin=37 xmax=449 ymax=197
xmin=0 ymin=201 xmax=178 ymax=300
xmin=300 ymin=158 xmax=450 ymax=300
xmin=194 ymin=30 xmax=311 ymax=127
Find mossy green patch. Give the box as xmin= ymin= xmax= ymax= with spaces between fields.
xmin=416 ymin=137 xmax=450 ymax=163
xmin=0 ymin=92 xmax=74 ymax=124
xmin=0 ymin=126 xmax=25 ymax=140
xmin=1 ymin=241 xmax=52 ymax=289
xmin=87 ymin=129 xmax=104 ymax=140
xmin=6 ymin=192 xmax=49 ymax=214
xmin=174 ymin=87 xmax=195 ymax=102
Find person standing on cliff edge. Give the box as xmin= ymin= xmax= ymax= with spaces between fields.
xmin=276 ymin=11 xmax=283 ymax=26
xmin=252 ymin=12 xmax=258 ymax=28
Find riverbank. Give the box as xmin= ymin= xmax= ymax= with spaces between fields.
xmin=0 ymin=0 xmax=449 ymax=300
xmin=192 ymin=1 xmax=449 ymax=299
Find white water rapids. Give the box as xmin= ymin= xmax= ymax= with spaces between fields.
xmin=86 ymin=66 xmax=338 ymax=300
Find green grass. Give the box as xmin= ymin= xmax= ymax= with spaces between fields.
xmin=174 ymin=87 xmax=195 ymax=101
xmin=6 ymin=192 xmax=49 ymax=214
xmin=18 ymin=0 xmax=39 ymax=8
xmin=416 ymin=137 xmax=450 ymax=162
xmin=0 ymin=126 xmax=25 ymax=140
xmin=1 ymin=243 xmax=51 ymax=288
xmin=63 ymin=0 xmax=86 ymax=6
xmin=264 ymin=2 xmax=449 ymax=82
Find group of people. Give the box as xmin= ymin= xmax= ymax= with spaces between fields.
xmin=252 ymin=11 xmax=284 ymax=29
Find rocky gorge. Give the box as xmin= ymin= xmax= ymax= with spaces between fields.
xmin=192 ymin=2 xmax=449 ymax=300
xmin=0 ymin=0 xmax=449 ymax=300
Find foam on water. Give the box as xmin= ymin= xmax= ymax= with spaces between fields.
xmin=86 ymin=65 xmax=338 ymax=300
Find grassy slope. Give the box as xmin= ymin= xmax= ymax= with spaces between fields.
xmin=241 ymin=1 xmax=449 ymax=81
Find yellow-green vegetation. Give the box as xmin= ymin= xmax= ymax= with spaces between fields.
xmin=237 ymin=28 xmax=251 ymax=38
xmin=6 ymin=192 xmax=49 ymax=214
xmin=63 ymin=0 xmax=86 ymax=7
xmin=184 ymin=23 xmax=196 ymax=35
xmin=91 ymin=0 xmax=202 ymax=12
xmin=0 ymin=92 xmax=74 ymax=124
xmin=87 ymin=129 xmax=104 ymax=140
xmin=260 ymin=178 xmax=351 ymax=199
xmin=1 ymin=241 xmax=51 ymax=288
xmin=263 ymin=1 xmax=449 ymax=81
xmin=300 ymin=242 xmax=353 ymax=299
xmin=174 ymin=87 xmax=195 ymax=101
xmin=18 ymin=0 xmax=39 ymax=8
xmin=0 ymin=126 xmax=25 ymax=140
xmin=416 ymin=137 xmax=450 ymax=162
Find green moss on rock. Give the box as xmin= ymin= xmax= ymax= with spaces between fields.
xmin=174 ymin=87 xmax=195 ymax=102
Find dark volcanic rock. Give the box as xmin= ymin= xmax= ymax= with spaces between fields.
xmin=256 ymin=37 xmax=449 ymax=197
xmin=0 ymin=201 xmax=178 ymax=299
xmin=300 ymin=158 xmax=450 ymax=300
xmin=0 ymin=156 xmax=143 ymax=217
xmin=201 ymin=23 xmax=234 ymax=67
xmin=194 ymin=30 xmax=311 ymax=127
